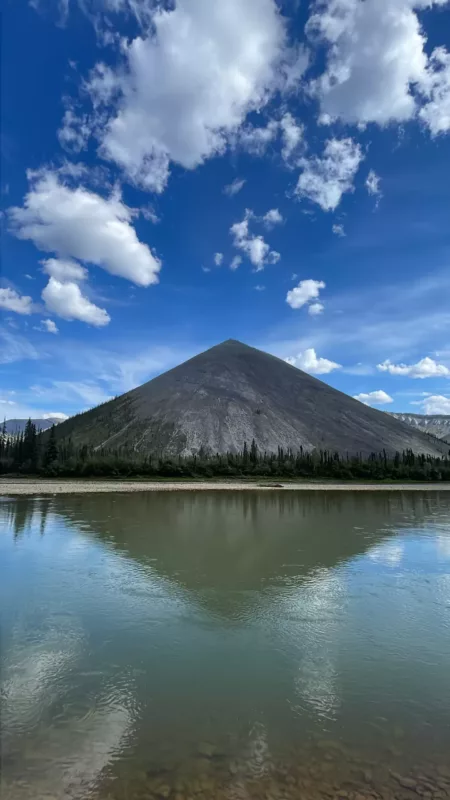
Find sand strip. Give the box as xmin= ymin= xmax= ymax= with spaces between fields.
xmin=2 ymin=480 xmax=450 ymax=495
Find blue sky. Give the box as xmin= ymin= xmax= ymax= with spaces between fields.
xmin=2 ymin=0 xmax=450 ymax=420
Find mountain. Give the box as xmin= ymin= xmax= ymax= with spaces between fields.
xmin=390 ymin=413 xmax=450 ymax=443
xmin=3 ymin=418 xmax=62 ymax=436
xmin=49 ymin=340 xmax=448 ymax=457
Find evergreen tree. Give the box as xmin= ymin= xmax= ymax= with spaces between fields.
xmin=243 ymin=440 xmax=249 ymax=466
xmin=0 ymin=418 xmax=6 ymax=459
xmin=23 ymin=419 xmax=38 ymax=470
xmin=44 ymin=425 xmax=58 ymax=469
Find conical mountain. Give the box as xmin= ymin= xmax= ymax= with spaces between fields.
xmin=54 ymin=339 xmax=447 ymax=457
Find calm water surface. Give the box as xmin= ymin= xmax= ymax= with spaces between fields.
xmin=1 ymin=491 xmax=450 ymax=800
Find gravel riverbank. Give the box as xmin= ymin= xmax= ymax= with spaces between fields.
xmin=2 ymin=479 xmax=450 ymax=495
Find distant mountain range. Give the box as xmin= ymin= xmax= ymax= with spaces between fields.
xmin=389 ymin=413 xmax=450 ymax=443
xmin=45 ymin=339 xmax=448 ymax=457
xmin=3 ymin=418 xmax=63 ymax=436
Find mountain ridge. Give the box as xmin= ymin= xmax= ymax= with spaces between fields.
xmin=389 ymin=412 xmax=450 ymax=443
xmin=3 ymin=418 xmax=63 ymax=436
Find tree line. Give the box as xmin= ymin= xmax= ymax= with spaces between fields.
xmin=2 ymin=418 xmax=450 ymax=481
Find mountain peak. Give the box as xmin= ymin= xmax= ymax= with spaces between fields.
xmin=50 ymin=340 xmax=448 ymax=459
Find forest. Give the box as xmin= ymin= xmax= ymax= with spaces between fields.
xmin=1 ymin=419 xmax=450 ymax=481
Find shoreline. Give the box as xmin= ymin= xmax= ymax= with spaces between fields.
xmin=2 ymin=479 xmax=450 ymax=495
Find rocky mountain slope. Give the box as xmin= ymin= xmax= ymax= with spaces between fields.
xmin=49 ymin=340 xmax=448 ymax=457
xmin=389 ymin=413 xmax=450 ymax=443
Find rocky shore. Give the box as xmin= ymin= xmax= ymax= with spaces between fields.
xmin=3 ymin=739 xmax=450 ymax=800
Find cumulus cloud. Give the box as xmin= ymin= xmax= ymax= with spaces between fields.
xmin=9 ymin=169 xmax=161 ymax=287
xmin=263 ymin=208 xmax=283 ymax=228
xmin=353 ymin=390 xmax=394 ymax=406
xmin=223 ymin=178 xmax=246 ymax=197
xmin=87 ymin=0 xmax=301 ymax=191
xmin=306 ymin=0 xmax=448 ymax=128
xmin=35 ymin=318 xmax=59 ymax=334
xmin=280 ymin=112 xmax=304 ymax=163
xmin=378 ymin=356 xmax=450 ymax=378
xmin=42 ymin=319 xmax=59 ymax=334
xmin=42 ymin=258 xmax=88 ymax=282
xmin=0 ymin=288 xmax=34 ymax=315
xmin=419 ymin=47 xmax=450 ymax=135
xmin=42 ymin=412 xmax=69 ymax=420
xmin=417 ymin=395 xmax=450 ymax=414
xmin=308 ymin=302 xmax=324 ymax=316
xmin=230 ymin=213 xmax=280 ymax=270
xmin=286 ymin=278 xmax=326 ymax=310
xmin=42 ymin=278 xmax=110 ymax=327
xmin=286 ymin=347 xmax=341 ymax=375
xmin=214 ymin=252 xmax=224 ymax=266
xmin=230 ymin=255 xmax=242 ymax=271
xmin=296 ymin=138 xmax=363 ymax=211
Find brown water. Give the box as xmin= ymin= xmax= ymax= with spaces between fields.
xmin=1 ymin=491 xmax=450 ymax=800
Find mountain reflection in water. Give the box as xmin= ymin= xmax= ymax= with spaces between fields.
xmin=1 ymin=490 xmax=450 ymax=800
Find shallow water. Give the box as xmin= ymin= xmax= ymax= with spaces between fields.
xmin=1 ymin=491 xmax=450 ymax=800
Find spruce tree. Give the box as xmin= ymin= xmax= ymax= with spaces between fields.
xmin=44 ymin=425 xmax=58 ymax=469
xmin=23 ymin=419 xmax=38 ymax=471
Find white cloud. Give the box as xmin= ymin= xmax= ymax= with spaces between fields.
xmin=0 ymin=288 xmax=34 ymax=315
xmin=42 ymin=319 xmax=59 ymax=334
xmin=42 ymin=258 xmax=88 ymax=282
xmin=42 ymin=412 xmax=69 ymax=420
xmin=353 ymin=390 xmax=394 ymax=406
xmin=9 ymin=169 xmax=161 ymax=287
xmin=223 ymin=178 xmax=246 ymax=197
xmin=280 ymin=112 xmax=304 ymax=163
xmin=286 ymin=347 xmax=341 ymax=375
xmin=89 ymin=0 xmax=298 ymax=191
xmin=417 ymin=395 xmax=450 ymax=414
xmin=332 ymin=223 xmax=346 ymax=237
xmin=263 ymin=208 xmax=283 ymax=228
xmin=419 ymin=47 xmax=450 ymax=135
xmin=32 ymin=380 xmax=113 ymax=407
xmin=230 ymin=213 xmax=280 ymax=271
xmin=296 ymin=138 xmax=363 ymax=211
xmin=286 ymin=279 xmax=326 ymax=310
xmin=42 ymin=278 xmax=110 ymax=327
xmin=366 ymin=169 xmax=382 ymax=197
xmin=378 ymin=356 xmax=450 ymax=378
xmin=238 ymin=119 xmax=279 ymax=155
xmin=58 ymin=104 xmax=92 ymax=152
xmin=254 ymin=284 xmax=266 ymax=291
xmin=247 ymin=237 xmax=271 ymax=270
xmin=140 ymin=205 xmax=160 ymax=223
xmin=214 ymin=252 xmax=224 ymax=266
xmin=0 ymin=328 xmax=40 ymax=365
xmin=34 ymin=319 xmax=60 ymax=334
xmin=306 ymin=0 xmax=447 ymax=127
xmin=308 ymin=302 xmax=324 ymax=316
xmin=230 ymin=255 xmax=242 ymax=271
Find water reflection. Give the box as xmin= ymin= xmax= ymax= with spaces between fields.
xmin=1 ymin=492 xmax=450 ymax=800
